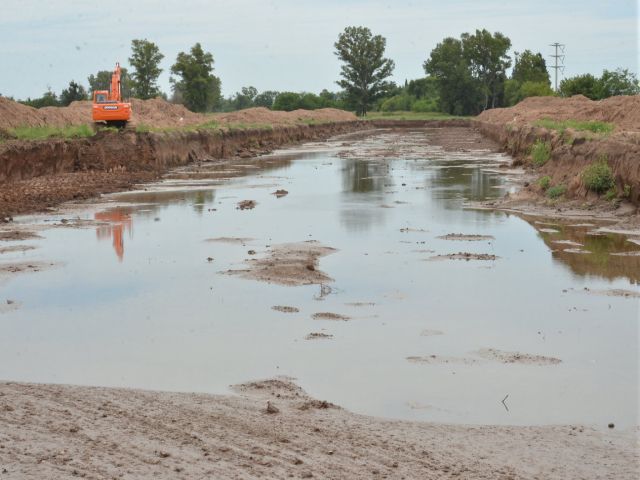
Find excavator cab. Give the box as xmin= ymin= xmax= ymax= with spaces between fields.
xmin=92 ymin=63 xmax=131 ymax=128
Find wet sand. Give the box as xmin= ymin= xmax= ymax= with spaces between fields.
xmin=1 ymin=379 xmax=637 ymax=479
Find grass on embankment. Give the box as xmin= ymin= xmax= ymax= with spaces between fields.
xmin=363 ymin=111 xmax=467 ymax=121
xmin=8 ymin=124 xmax=96 ymax=141
xmin=534 ymin=118 xmax=614 ymax=136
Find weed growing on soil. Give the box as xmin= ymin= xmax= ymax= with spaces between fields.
xmin=10 ymin=124 xmax=95 ymax=140
xmin=546 ymin=184 xmax=567 ymax=199
xmin=537 ymin=176 xmax=551 ymax=190
xmin=581 ymin=157 xmax=615 ymax=194
xmin=535 ymin=118 xmax=614 ymax=136
xmin=604 ymin=188 xmax=617 ymax=201
xmin=623 ymin=184 xmax=631 ymax=198
xmin=531 ymin=140 xmax=551 ymax=167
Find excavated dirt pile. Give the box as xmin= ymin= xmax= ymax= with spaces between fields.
xmin=475 ymin=95 xmax=640 ymax=206
xmin=478 ymin=94 xmax=640 ymax=133
xmin=0 ymin=97 xmax=356 ymax=131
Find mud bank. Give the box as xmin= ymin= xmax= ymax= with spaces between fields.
xmin=0 ymin=120 xmax=477 ymax=218
xmin=476 ymin=120 xmax=640 ymax=206
xmin=1 ymin=379 xmax=636 ymax=479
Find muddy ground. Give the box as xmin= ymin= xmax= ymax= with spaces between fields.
xmin=1 ymin=379 xmax=637 ymax=480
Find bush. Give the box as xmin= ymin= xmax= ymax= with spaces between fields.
xmin=537 ymin=176 xmax=551 ymax=190
xmin=547 ymin=184 xmax=567 ymax=199
xmin=531 ymin=140 xmax=551 ymax=167
xmin=380 ymin=94 xmax=415 ymax=112
xmin=581 ymin=158 xmax=615 ymax=193
xmin=411 ymin=98 xmax=439 ymax=112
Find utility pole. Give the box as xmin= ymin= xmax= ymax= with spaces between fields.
xmin=549 ymin=43 xmax=565 ymax=91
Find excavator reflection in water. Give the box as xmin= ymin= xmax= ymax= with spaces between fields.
xmin=95 ymin=209 xmax=133 ymax=262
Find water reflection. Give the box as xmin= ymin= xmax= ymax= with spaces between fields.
xmin=524 ymin=216 xmax=640 ymax=283
xmin=428 ymin=163 xmax=506 ymax=204
xmin=95 ymin=208 xmax=133 ymax=262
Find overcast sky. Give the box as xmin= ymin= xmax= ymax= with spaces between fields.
xmin=1 ymin=0 xmax=637 ymax=99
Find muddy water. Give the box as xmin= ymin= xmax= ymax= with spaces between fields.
xmin=1 ymin=129 xmax=638 ymax=429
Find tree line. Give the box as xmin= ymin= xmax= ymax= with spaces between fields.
xmin=7 ymin=29 xmax=639 ymax=116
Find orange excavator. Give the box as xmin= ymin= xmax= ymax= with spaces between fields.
xmin=92 ymin=62 xmax=131 ymax=128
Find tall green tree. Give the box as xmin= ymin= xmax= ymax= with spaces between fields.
xmin=424 ymin=37 xmax=481 ymax=115
xmin=20 ymin=89 xmax=60 ymax=108
xmin=129 ymin=39 xmax=164 ymax=99
xmin=512 ymin=50 xmax=550 ymax=85
xmin=559 ymin=73 xmax=600 ymax=99
xmin=597 ymin=68 xmax=639 ymax=97
xmin=253 ymin=90 xmax=279 ymax=108
xmin=88 ymin=68 xmax=133 ymax=99
xmin=461 ymin=29 xmax=511 ymax=110
xmin=334 ymin=26 xmax=395 ymax=115
xmin=170 ymin=43 xmax=221 ymax=112
xmin=59 ymin=80 xmax=87 ymax=106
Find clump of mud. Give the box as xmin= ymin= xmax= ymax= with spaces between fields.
xmin=437 ymin=233 xmax=495 ymax=241
xmin=0 ymin=245 xmax=37 ymax=254
xmin=237 ymin=200 xmax=257 ymax=210
xmin=272 ymin=306 xmax=300 ymax=313
xmin=312 ymin=312 xmax=350 ymax=321
xmin=0 ymin=230 xmax=42 ymax=241
xmin=583 ymin=288 xmax=640 ymax=299
xmin=273 ymin=189 xmax=289 ymax=198
xmin=428 ymin=252 xmax=499 ymax=261
xmin=206 ymin=237 xmax=254 ymax=244
xmin=224 ymin=241 xmax=336 ymax=286
xmin=475 ymin=348 xmax=561 ymax=365
xmin=305 ymin=332 xmax=333 ymax=340
xmin=407 ymin=355 xmax=479 ymax=365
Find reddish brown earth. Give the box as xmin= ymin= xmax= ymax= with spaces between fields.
xmin=476 ymin=95 xmax=640 ymax=209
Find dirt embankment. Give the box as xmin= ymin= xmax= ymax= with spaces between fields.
xmin=0 ymin=96 xmax=356 ymax=131
xmin=1 ymin=379 xmax=636 ymax=479
xmin=476 ymin=95 xmax=640 ymax=207
xmin=0 ymin=121 xmax=364 ymax=218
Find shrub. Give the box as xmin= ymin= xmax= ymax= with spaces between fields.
xmin=604 ymin=188 xmax=617 ymax=201
xmin=537 ymin=176 xmax=551 ymax=190
xmin=581 ymin=158 xmax=615 ymax=193
xmin=531 ymin=140 xmax=551 ymax=167
xmin=535 ymin=118 xmax=614 ymax=136
xmin=623 ymin=184 xmax=631 ymax=198
xmin=547 ymin=185 xmax=567 ymax=199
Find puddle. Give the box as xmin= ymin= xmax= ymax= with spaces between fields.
xmin=0 ymin=128 xmax=638 ymax=430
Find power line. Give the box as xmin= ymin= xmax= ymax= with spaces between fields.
xmin=549 ymin=43 xmax=565 ymax=91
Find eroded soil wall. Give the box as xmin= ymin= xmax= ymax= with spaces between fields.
xmin=476 ymin=121 xmax=640 ymax=205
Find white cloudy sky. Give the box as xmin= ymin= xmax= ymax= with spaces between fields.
xmin=1 ymin=0 xmax=637 ymax=99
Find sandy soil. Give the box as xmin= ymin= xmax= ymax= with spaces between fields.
xmin=475 ymin=349 xmax=562 ymax=365
xmin=271 ymin=306 xmax=300 ymax=313
xmin=0 ymin=97 xmax=356 ymax=131
xmin=0 ymin=379 xmax=637 ymax=480
xmin=224 ymin=241 xmax=336 ymax=286
xmin=427 ymin=253 xmax=499 ymax=261
xmin=437 ymin=234 xmax=495 ymax=241
xmin=311 ymin=312 xmax=350 ymax=321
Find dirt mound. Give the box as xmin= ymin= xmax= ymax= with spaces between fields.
xmin=0 ymin=96 xmax=356 ymax=130
xmin=214 ymin=107 xmax=356 ymax=125
xmin=477 ymin=95 xmax=640 ymax=132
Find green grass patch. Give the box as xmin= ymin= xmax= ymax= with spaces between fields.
xmin=546 ymin=184 xmax=567 ymax=199
xmin=581 ymin=157 xmax=615 ymax=194
xmin=537 ymin=175 xmax=551 ymax=190
xmin=535 ymin=118 xmax=614 ymax=136
xmin=531 ymin=139 xmax=551 ymax=167
xmin=9 ymin=124 xmax=95 ymax=140
xmin=362 ymin=111 xmax=467 ymax=121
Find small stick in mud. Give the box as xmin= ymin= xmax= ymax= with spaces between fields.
xmin=501 ymin=394 xmax=510 ymax=412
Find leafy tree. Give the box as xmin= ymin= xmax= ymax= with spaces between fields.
xmin=170 ymin=43 xmax=221 ymax=112
xmin=232 ymin=86 xmax=258 ymax=110
xmin=129 ymin=39 xmax=164 ymax=99
xmin=253 ymin=90 xmax=279 ymax=108
xmin=559 ymin=73 xmax=600 ymax=99
xmin=88 ymin=68 xmax=133 ymax=99
xmin=20 ymin=90 xmax=60 ymax=108
xmin=424 ymin=37 xmax=481 ymax=115
xmin=380 ymin=93 xmax=414 ymax=112
xmin=461 ymin=29 xmax=511 ymax=109
xmin=512 ymin=50 xmax=550 ymax=85
xmin=597 ymin=68 xmax=639 ymax=97
xmin=334 ymin=26 xmax=395 ymax=115
xmin=59 ymin=81 xmax=87 ymax=106
xmin=505 ymin=79 xmax=553 ymax=105
xmin=273 ymin=92 xmax=302 ymax=111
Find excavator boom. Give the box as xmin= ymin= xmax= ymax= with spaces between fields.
xmin=92 ymin=62 xmax=131 ymax=127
